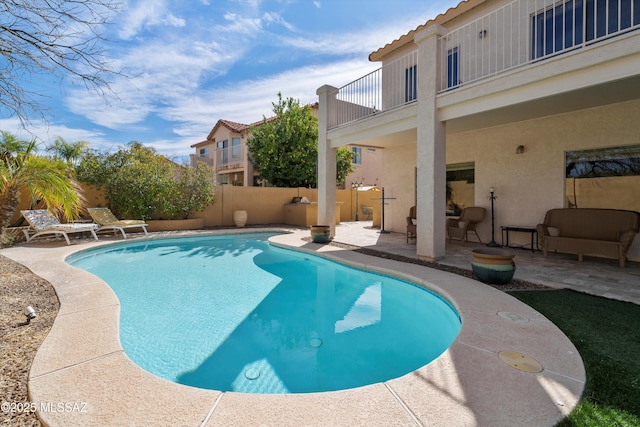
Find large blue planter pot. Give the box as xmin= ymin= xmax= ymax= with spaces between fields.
xmin=310 ymin=225 xmax=332 ymax=244
xmin=471 ymin=248 xmax=516 ymax=285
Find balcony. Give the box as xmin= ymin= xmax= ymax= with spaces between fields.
xmin=190 ymin=154 xmax=213 ymax=167
xmin=328 ymin=0 xmax=640 ymax=130
xmin=438 ymin=0 xmax=640 ymax=92
xmin=328 ymin=51 xmax=417 ymax=129
xmin=216 ymin=144 xmax=245 ymax=171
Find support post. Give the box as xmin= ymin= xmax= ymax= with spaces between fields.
xmin=316 ymin=85 xmax=338 ymax=234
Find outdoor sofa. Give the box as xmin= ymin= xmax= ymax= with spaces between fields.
xmin=536 ymin=208 xmax=639 ymax=267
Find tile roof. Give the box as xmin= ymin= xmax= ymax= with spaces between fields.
xmin=192 ymin=103 xmax=319 ymax=147
xmin=369 ymin=0 xmax=486 ymax=62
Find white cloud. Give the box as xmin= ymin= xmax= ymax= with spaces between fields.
xmin=118 ymin=0 xmax=186 ymax=40
xmin=0 ymin=118 xmax=113 ymax=149
xmin=29 ymin=0 xmax=459 ymax=158
xmin=165 ymin=58 xmax=379 ymax=149
xmin=262 ymin=12 xmax=296 ymax=32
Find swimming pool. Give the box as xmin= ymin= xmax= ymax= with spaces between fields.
xmin=67 ymin=233 xmax=461 ymax=394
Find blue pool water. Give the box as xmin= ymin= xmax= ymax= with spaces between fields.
xmin=67 ymin=233 xmax=461 ymax=394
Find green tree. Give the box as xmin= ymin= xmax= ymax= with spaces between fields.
xmin=247 ymin=93 xmax=353 ymax=187
xmin=336 ymin=147 xmax=355 ymax=186
xmin=172 ymin=162 xmax=218 ymax=219
xmin=47 ymin=137 xmax=89 ymax=167
xmin=0 ymin=131 xmax=83 ymax=234
xmin=76 ymin=142 xmax=215 ymax=220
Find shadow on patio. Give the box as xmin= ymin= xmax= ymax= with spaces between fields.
xmin=332 ymin=221 xmax=640 ymax=305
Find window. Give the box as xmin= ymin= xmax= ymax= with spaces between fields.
xmin=532 ymin=0 xmax=583 ymax=59
xmin=217 ymin=140 xmax=228 ymax=164
xmin=352 ymin=147 xmax=362 ymax=165
xmin=532 ymin=0 xmax=640 ymax=60
xmin=586 ymin=0 xmax=640 ymax=39
xmin=446 ymin=162 xmax=475 ymax=215
xmin=231 ymin=137 xmax=241 ymax=161
xmin=405 ymin=65 xmax=417 ymax=102
xmin=446 ymin=47 xmax=459 ymax=88
xmin=565 ymin=144 xmax=640 ymax=211
xmin=199 ymin=147 xmax=209 ymax=157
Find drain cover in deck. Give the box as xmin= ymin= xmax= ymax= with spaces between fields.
xmin=498 ymin=351 xmax=543 ymax=373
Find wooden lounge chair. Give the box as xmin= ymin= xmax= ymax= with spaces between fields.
xmin=21 ymin=209 xmax=99 ymax=245
xmin=87 ymin=207 xmax=148 ymax=238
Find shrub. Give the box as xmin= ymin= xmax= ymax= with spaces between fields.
xmin=76 ymin=143 xmax=215 ymax=220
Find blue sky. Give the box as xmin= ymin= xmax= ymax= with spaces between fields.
xmin=1 ymin=0 xmax=461 ymax=159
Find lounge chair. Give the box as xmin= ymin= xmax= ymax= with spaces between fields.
xmin=87 ymin=208 xmax=148 ymax=238
xmin=21 ymin=209 xmax=99 ymax=245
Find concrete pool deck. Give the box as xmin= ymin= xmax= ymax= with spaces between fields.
xmin=1 ymin=228 xmax=585 ymax=426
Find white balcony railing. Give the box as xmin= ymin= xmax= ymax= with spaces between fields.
xmin=438 ymin=0 xmax=640 ymax=92
xmin=216 ymin=144 xmax=244 ymax=170
xmin=328 ymin=0 xmax=639 ymax=129
xmin=328 ymin=51 xmax=418 ymax=129
xmin=190 ymin=153 xmax=214 ymax=167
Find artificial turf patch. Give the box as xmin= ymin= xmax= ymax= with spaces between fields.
xmin=509 ymin=289 xmax=640 ymax=427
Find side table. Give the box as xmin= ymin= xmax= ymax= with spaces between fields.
xmin=500 ymin=225 xmax=538 ymax=252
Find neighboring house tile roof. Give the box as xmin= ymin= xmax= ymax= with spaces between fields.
xmin=369 ymin=0 xmax=486 ymax=61
xmin=191 ymin=103 xmax=319 ymax=148
xmin=219 ymin=119 xmax=250 ymax=133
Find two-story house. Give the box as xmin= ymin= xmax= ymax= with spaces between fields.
xmin=317 ymin=0 xmax=640 ymax=261
xmin=193 ymin=103 xmax=383 ymax=188
xmin=190 ymin=119 xmax=258 ymax=186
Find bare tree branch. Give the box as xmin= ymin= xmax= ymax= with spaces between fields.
xmin=0 ymin=0 xmax=125 ymax=125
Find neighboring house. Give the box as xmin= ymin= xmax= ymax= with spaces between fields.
xmin=317 ymin=0 xmax=640 ymax=261
xmin=191 ymin=119 xmax=258 ymax=186
xmin=193 ymin=103 xmax=383 ymax=187
xmin=343 ymin=145 xmax=382 ymax=189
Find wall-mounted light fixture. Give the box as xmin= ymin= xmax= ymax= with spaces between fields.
xmin=516 ymin=145 xmax=525 ymax=154
xmin=479 ymin=29 xmax=487 ymax=39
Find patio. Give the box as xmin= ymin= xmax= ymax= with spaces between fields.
xmin=332 ymin=221 xmax=640 ymax=305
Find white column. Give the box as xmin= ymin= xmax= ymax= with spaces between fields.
xmin=316 ymin=85 xmax=338 ymax=234
xmin=415 ymin=25 xmax=447 ymax=260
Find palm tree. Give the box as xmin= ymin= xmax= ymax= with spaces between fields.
xmin=0 ymin=132 xmax=83 ymax=234
xmin=46 ymin=137 xmax=89 ymax=167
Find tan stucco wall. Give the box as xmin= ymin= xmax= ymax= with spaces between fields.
xmin=195 ymin=186 xmax=376 ymax=228
xmin=7 ymin=184 xmax=374 ymax=231
xmin=446 ymin=98 xmax=640 ymax=259
xmin=380 ymin=143 xmax=417 ymax=233
xmin=376 ymin=99 xmax=640 ymax=261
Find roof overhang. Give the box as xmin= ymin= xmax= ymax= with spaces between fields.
xmin=369 ymin=0 xmax=487 ymax=62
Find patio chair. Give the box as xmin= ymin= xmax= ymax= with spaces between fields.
xmin=446 ymin=206 xmax=486 ymax=245
xmin=21 ymin=209 xmax=99 ymax=245
xmin=87 ymin=207 xmax=148 ymax=238
xmin=406 ymin=206 xmax=417 ymax=243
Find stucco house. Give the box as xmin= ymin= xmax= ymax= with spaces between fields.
xmin=191 ymin=119 xmax=259 ymax=186
xmin=192 ymin=104 xmax=383 ymax=188
xmin=316 ymin=0 xmax=640 ymax=262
